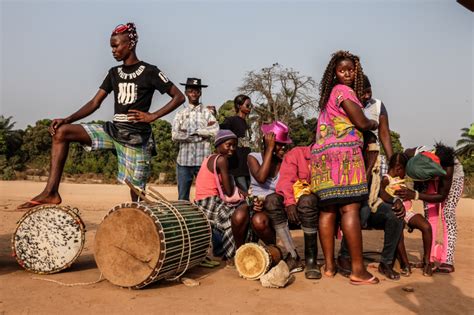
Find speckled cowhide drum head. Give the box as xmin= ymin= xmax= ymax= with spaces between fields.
xmin=12 ymin=205 xmax=86 ymax=274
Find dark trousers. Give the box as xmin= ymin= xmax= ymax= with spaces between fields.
xmin=177 ymin=164 xmax=200 ymax=201
xmin=340 ymin=201 xmax=404 ymax=264
xmin=264 ymin=193 xmax=319 ymax=233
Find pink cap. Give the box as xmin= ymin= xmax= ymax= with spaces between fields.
xmin=261 ymin=121 xmax=292 ymax=144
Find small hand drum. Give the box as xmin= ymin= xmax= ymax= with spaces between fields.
xmin=235 ymin=243 xmax=282 ymax=280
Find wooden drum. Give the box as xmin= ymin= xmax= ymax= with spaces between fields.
xmin=12 ymin=205 xmax=86 ymax=274
xmin=235 ymin=243 xmax=283 ymax=280
xmin=94 ymin=200 xmax=211 ymax=289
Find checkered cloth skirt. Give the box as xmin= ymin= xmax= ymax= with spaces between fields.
xmin=82 ymin=124 xmax=151 ymax=189
xmin=194 ymin=195 xmax=237 ymax=259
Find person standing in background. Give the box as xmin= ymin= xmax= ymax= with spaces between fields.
xmin=172 ymin=78 xmax=218 ymax=201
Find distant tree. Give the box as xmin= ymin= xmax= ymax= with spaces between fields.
xmin=238 ymin=63 xmax=318 ymax=125
xmin=217 ymin=100 xmax=235 ymax=124
xmin=0 ymin=116 xmax=24 ymax=157
xmin=390 ymin=131 xmax=404 ymax=154
xmin=456 ymin=127 xmax=474 ymax=157
xmin=151 ymin=119 xmax=178 ymax=183
xmin=21 ymin=119 xmax=52 ymax=169
xmin=0 ymin=116 xmax=26 ymax=179
xmin=288 ymin=115 xmax=317 ymax=147
xmin=237 ymin=64 xmax=318 ymax=149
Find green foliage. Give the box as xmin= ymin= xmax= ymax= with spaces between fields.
xmin=150 ymin=119 xmax=178 ymax=183
xmin=21 ymin=119 xmax=52 ymax=169
xmin=217 ymin=100 xmax=235 ymax=124
xmin=288 ymin=115 xmax=317 ymax=147
xmin=0 ymin=116 xmax=26 ymax=179
xmin=456 ymin=126 xmax=474 ymax=158
xmin=390 ymin=131 xmax=404 ymax=154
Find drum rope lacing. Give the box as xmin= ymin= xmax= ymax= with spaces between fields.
xmin=154 ymin=199 xmax=193 ymax=281
xmin=31 ymin=273 xmax=105 ymax=287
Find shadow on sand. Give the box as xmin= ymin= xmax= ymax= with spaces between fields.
xmin=385 ymin=273 xmax=474 ymax=314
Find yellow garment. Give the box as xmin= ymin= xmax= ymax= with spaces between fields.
xmin=367 ymin=145 xmax=382 ymax=212
xmin=293 ymin=179 xmax=312 ymax=202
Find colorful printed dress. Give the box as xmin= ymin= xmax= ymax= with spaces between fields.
xmin=311 ymin=84 xmax=368 ymax=206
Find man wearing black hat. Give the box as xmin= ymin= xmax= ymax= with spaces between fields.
xmin=172 ymin=78 xmax=219 ymax=200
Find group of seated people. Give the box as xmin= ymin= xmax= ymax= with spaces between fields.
xmin=191 ymin=51 xmax=464 ymax=285
xmin=193 ymin=120 xmax=462 ymax=284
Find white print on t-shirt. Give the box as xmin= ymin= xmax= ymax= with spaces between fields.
xmin=158 ymin=71 xmax=169 ymax=83
xmin=118 ymin=83 xmax=138 ymax=105
xmin=117 ymin=65 xmax=146 ymax=80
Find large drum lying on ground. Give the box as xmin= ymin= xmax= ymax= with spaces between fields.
xmin=94 ymin=200 xmax=211 ymax=289
xmin=12 ymin=205 xmax=86 ymax=274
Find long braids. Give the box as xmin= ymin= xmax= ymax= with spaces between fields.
xmin=112 ymin=22 xmax=138 ymax=48
xmin=318 ymin=50 xmax=365 ymax=111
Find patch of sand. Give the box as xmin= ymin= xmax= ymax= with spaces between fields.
xmin=1 ymin=181 xmax=473 ymax=314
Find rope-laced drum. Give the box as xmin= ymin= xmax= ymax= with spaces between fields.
xmin=235 ymin=243 xmax=283 ymax=280
xmin=94 ymin=200 xmax=211 ymax=289
xmin=12 ymin=205 xmax=86 ymax=274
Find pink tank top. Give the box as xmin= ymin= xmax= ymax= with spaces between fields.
xmin=194 ymin=155 xmax=219 ymax=201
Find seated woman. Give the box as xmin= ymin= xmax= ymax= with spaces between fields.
xmin=194 ymin=130 xmax=250 ymax=263
xmin=247 ymin=121 xmax=304 ymax=274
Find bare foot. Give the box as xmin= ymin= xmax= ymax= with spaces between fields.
xmin=323 ymin=260 xmax=337 ymax=277
xmin=349 ymin=270 xmax=379 ymax=283
xmin=17 ymin=192 xmax=62 ymax=209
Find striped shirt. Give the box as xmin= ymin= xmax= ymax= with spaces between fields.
xmin=172 ymin=103 xmax=219 ymax=166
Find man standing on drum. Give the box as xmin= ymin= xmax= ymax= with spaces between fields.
xmin=17 ymin=23 xmax=185 ymax=209
xmin=172 ymin=78 xmax=219 ymax=201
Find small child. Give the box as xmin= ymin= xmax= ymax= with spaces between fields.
xmin=380 ymin=153 xmax=433 ymax=277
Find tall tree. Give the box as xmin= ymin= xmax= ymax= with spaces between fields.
xmin=238 ymin=63 xmax=318 ymax=125
xmin=238 ymin=63 xmax=318 ymax=148
xmin=217 ymin=100 xmax=235 ymax=124
xmin=456 ymin=126 xmax=474 ymax=157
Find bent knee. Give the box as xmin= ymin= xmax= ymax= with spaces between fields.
xmin=263 ymin=193 xmax=283 ymax=211
xmin=252 ymin=212 xmax=270 ymax=231
xmin=232 ymin=207 xmax=249 ymax=225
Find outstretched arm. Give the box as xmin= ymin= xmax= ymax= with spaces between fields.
xmin=49 ymin=89 xmax=108 ymax=135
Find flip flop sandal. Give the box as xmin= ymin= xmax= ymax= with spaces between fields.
xmin=400 ymin=266 xmax=412 ymax=277
xmin=349 ymin=276 xmax=379 ymax=285
xmin=203 ymin=257 xmax=221 ymax=266
xmin=199 ymin=261 xmax=216 ymax=268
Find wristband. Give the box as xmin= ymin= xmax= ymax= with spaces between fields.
xmin=414 ymin=191 xmax=419 ymax=201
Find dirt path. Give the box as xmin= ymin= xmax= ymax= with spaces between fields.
xmin=1 ymin=181 xmax=473 ymax=314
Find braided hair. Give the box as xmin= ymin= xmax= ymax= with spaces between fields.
xmin=111 ymin=22 xmax=139 ymax=48
xmin=318 ymin=50 xmax=365 ymax=111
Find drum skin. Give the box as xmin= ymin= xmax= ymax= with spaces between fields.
xmin=11 ymin=205 xmax=85 ymax=274
xmin=94 ymin=201 xmax=211 ymax=289
xmin=235 ymin=243 xmax=282 ymax=280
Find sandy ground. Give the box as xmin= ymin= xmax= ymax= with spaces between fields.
xmin=0 ymin=181 xmax=473 ymax=315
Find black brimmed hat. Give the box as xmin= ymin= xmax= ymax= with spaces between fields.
xmin=179 ymin=77 xmax=208 ymax=88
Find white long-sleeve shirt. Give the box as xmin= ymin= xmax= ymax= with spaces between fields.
xmin=172 ymin=103 xmax=219 ymax=166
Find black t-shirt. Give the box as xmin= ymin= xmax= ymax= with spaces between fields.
xmin=220 ymin=116 xmax=251 ymax=177
xmin=100 ymin=61 xmax=173 ymax=146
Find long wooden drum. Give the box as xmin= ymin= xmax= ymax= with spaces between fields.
xmin=94 ymin=200 xmax=211 ymax=289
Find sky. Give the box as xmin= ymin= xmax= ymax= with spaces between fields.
xmin=1 ymin=0 xmax=472 ymax=148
